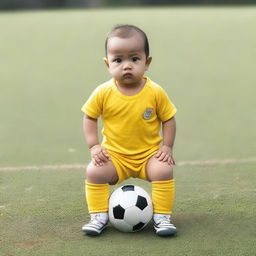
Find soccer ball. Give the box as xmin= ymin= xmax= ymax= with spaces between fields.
xmin=108 ymin=185 xmax=153 ymax=232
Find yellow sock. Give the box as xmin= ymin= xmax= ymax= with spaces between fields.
xmin=152 ymin=179 xmax=175 ymax=214
xmin=85 ymin=181 xmax=109 ymax=213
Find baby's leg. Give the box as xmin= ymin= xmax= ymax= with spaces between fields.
xmin=146 ymin=156 xmax=173 ymax=181
xmin=146 ymin=156 xmax=177 ymax=236
xmin=82 ymin=161 xmax=118 ymax=235
xmin=85 ymin=160 xmax=118 ymax=213
xmin=146 ymin=157 xmax=175 ymax=215
xmin=86 ymin=160 xmax=118 ymax=185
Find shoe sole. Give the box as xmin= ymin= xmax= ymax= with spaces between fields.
xmin=83 ymin=228 xmax=101 ymax=236
xmin=154 ymin=227 xmax=177 ymax=237
xmin=82 ymin=225 xmax=107 ymax=236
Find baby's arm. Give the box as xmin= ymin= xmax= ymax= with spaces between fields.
xmin=155 ymin=117 xmax=176 ymax=165
xmin=83 ymin=114 xmax=110 ymax=167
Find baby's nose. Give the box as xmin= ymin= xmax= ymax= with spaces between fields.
xmin=123 ymin=61 xmax=132 ymax=69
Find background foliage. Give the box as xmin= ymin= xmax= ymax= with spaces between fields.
xmin=1 ymin=0 xmax=256 ymax=10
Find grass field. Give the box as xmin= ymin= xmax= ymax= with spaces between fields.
xmin=0 ymin=6 xmax=256 ymax=256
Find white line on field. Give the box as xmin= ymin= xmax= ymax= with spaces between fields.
xmin=0 ymin=164 xmax=86 ymax=172
xmin=177 ymin=157 xmax=256 ymax=166
xmin=0 ymin=157 xmax=255 ymax=172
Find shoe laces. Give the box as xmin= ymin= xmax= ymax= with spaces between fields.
xmin=155 ymin=214 xmax=171 ymax=225
xmin=90 ymin=214 xmax=101 ymax=224
xmin=160 ymin=215 xmax=171 ymax=224
xmin=90 ymin=213 xmax=107 ymax=225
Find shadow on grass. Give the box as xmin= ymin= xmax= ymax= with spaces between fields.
xmin=83 ymin=220 xmax=179 ymax=239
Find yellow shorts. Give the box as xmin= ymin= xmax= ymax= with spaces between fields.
xmin=108 ymin=149 xmax=158 ymax=184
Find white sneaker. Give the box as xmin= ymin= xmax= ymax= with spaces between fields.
xmin=82 ymin=213 xmax=108 ymax=236
xmin=153 ymin=214 xmax=177 ymax=237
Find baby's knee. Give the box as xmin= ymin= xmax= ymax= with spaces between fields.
xmin=157 ymin=164 xmax=173 ymax=180
xmin=147 ymin=160 xmax=173 ymax=181
xmin=86 ymin=162 xmax=107 ymax=183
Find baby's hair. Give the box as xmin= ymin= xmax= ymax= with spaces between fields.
xmin=105 ymin=24 xmax=150 ymax=58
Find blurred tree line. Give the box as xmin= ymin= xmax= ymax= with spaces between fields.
xmin=0 ymin=0 xmax=255 ymax=9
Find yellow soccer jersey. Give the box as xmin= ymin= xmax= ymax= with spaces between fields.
xmin=81 ymin=77 xmax=176 ymax=157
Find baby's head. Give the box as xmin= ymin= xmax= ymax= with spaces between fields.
xmin=104 ymin=25 xmax=152 ymax=87
xmin=105 ymin=24 xmax=150 ymax=58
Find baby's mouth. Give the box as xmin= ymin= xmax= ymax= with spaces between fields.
xmin=123 ymin=73 xmax=133 ymax=78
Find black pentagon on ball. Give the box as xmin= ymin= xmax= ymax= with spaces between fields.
xmin=136 ymin=195 xmax=148 ymax=210
xmin=113 ymin=205 xmax=125 ymax=219
xmin=133 ymin=222 xmax=145 ymax=231
xmin=121 ymin=185 xmax=135 ymax=192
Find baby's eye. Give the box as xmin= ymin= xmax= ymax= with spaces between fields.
xmin=132 ymin=57 xmax=139 ymax=62
xmin=114 ymin=58 xmax=122 ymax=63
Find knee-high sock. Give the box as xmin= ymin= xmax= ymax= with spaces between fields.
xmin=152 ymin=179 xmax=175 ymax=214
xmin=85 ymin=181 xmax=109 ymax=213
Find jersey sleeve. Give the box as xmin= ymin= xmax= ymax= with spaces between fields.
xmin=156 ymin=86 xmax=177 ymax=122
xmin=81 ymin=86 xmax=104 ymax=119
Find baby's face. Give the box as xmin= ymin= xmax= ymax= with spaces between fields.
xmin=105 ymin=33 xmax=151 ymax=87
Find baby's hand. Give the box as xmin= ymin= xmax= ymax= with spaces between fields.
xmin=155 ymin=145 xmax=176 ymax=165
xmin=90 ymin=145 xmax=110 ymax=167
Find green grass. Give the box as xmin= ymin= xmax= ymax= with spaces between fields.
xmin=1 ymin=164 xmax=255 ymax=256
xmin=0 ymin=6 xmax=256 ymax=256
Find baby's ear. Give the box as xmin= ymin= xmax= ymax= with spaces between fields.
xmin=145 ymin=56 xmax=152 ymax=70
xmin=103 ymin=57 xmax=109 ymax=68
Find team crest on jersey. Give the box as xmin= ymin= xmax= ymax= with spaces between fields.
xmin=143 ymin=108 xmax=154 ymax=120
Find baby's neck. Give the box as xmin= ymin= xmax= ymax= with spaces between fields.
xmin=116 ymin=78 xmax=146 ymax=96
